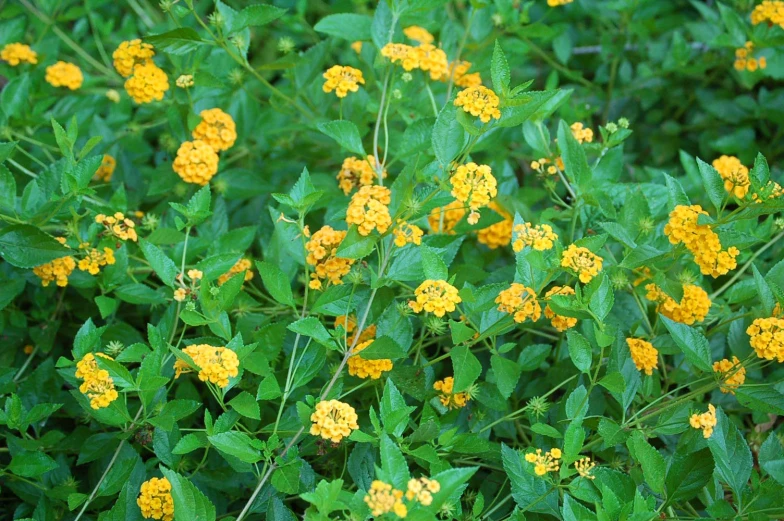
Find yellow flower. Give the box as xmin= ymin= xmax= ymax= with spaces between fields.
xmin=433 ymin=376 xmax=471 ymax=409
xmin=309 ymin=399 xmax=359 ymax=443
xmin=403 ymin=25 xmax=434 ymax=44
xmin=381 ymin=43 xmax=420 ymax=71
xmin=187 ymin=269 xmax=203 ymax=281
xmin=544 ymin=286 xmax=578 ymax=331
xmin=712 ymin=155 xmax=750 ymax=198
xmin=454 ymin=86 xmax=501 ymax=123
xmin=95 ymin=212 xmax=138 ymax=242
xmin=335 ymin=315 xmax=376 ymax=346
xmin=337 ymin=155 xmax=386 ymax=195
xmin=348 ymin=339 xmax=393 ymax=379
xmin=570 ymin=122 xmax=593 ymax=144
xmin=393 ymin=219 xmax=424 ymax=247
xmin=574 ymin=457 xmax=596 ymax=479
xmin=548 ymin=0 xmax=574 ymax=5
xmin=346 ymin=185 xmax=392 ymax=236
xmin=561 ymin=244 xmax=603 ymax=284
xmin=496 ymin=283 xmax=541 ymax=324
xmin=113 ymin=39 xmax=155 ymax=77
xmin=106 ymin=89 xmax=121 ymax=103
xmin=306 ymin=226 xmax=355 ymax=290
xmin=1 ymin=43 xmax=38 ymax=66
xmin=45 ymin=61 xmax=83 ymax=90
xmin=733 ymin=42 xmax=767 ymax=72
xmin=33 ymin=238 xmax=76 ymax=287
xmin=124 ymin=62 xmax=169 ymax=103
xmin=172 ymin=140 xmax=219 ymax=185
xmin=351 ymin=41 xmax=363 ymax=54
xmin=174 ymin=344 xmax=239 ymax=388
xmin=175 ymin=74 xmax=194 ymax=88
xmin=192 ymin=108 xmax=237 ymax=152
xmin=689 ymin=404 xmax=717 ymax=439
xmin=23 ymin=345 xmax=34 ymax=355
xmin=443 ymin=61 xmax=482 ymax=87
xmin=645 ymin=283 xmax=711 ymax=325
xmin=450 ymin=162 xmax=497 ymax=224
xmin=477 ymin=202 xmax=513 ymax=249
xmin=752 ymin=1 xmax=784 ymax=29
xmin=322 ymin=65 xmax=365 ymax=98
xmin=664 ymin=205 xmax=739 ymax=278
xmin=747 ymin=316 xmax=784 ymax=362
xmin=218 ymin=258 xmax=253 ymax=285
xmin=94 ymin=154 xmax=116 ymax=183
xmin=428 ymin=201 xmax=466 ymax=234
xmin=752 ymin=180 xmax=784 ymax=202
xmin=75 ymin=353 xmax=119 ymax=410
xmin=512 ymin=222 xmax=558 ymax=252
xmin=405 ymin=477 xmax=440 ymax=505
xmin=414 ymin=44 xmax=448 ymax=81
xmin=409 ymin=280 xmax=462 ymax=317
xmin=364 ymin=480 xmax=407 ymax=518
xmin=77 ymin=247 xmax=116 ymax=275
xmin=626 ymin=338 xmax=658 ymax=376
xmin=525 ymin=448 xmax=561 ymax=476
xmin=173 ymin=288 xmax=188 ymax=302
xmin=137 ymin=477 xmax=174 ymax=521
xmin=713 ymin=356 xmax=746 ymax=394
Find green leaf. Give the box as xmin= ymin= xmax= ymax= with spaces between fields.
xmin=562 ymin=494 xmax=597 ymax=521
xmin=272 ymin=462 xmax=301 ymax=494
xmin=491 ymin=40 xmax=510 ymax=96
xmin=207 ymin=431 xmax=262 ymax=463
xmin=148 ymin=400 xmax=201 ymax=431
xmin=228 ymin=391 xmax=260 ymax=420
xmin=301 ymin=479 xmax=347 ymax=514
xmin=501 ymin=444 xmax=560 ymax=517
xmin=760 ymin=434 xmax=784 ymax=486
xmin=380 ymin=379 xmax=415 ymax=437
xmin=432 ymin=103 xmax=466 ymax=167
xmin=707 ymin=407 xmax=752 ymax=497
xmin=451 ymin=344 xmax=482 ymax=393
xmin=626 ymin=431 xmax=666 ymax=494
xmin=660 ymin=315 xmax=712 ymax=372
xmin=587 ymin=273 xmax=614 ymax=322
xmin=531 ymin=423 xmax=563 ymax=438
xmin=379 ymin=433 xmax=409 ymax=489
xmin=237 ymin=3 xmax=287 ymax=30
xmin=138 ymin=239 xmax=178 ymax=288
xmin=696 ymin=158 xmax=726 ymax=213
xmin=145 ymin=28 xmax=205 ymax=55
xmin=255 ymin=260 xmax=295 ymax=306
xmin=665 ymin=447 xmax=714 ymax=502
xmin=0 ymin=225 xmax=72 ymax=268
xmin=566 ymin=331 xmax=592 ymax=373
xmin=1 ymin=74 xmax=31 ymax=118
xmin=314 ymin=14 xmax=372 ymax=40
xmin=735 ymin=384 xmax=784 ymax=415
xmin=317 ymin=120 xmax=366 ymax=156
xmin=420 ymin=244 xmax=448 ymax=280
xmin=8 ymin=450 xmax=58 ymax=477
xmin=491 ymin=354 xmax=522 ymax=399
xmin=358 ymin=336 xmax=407 ymax=359
xmin=160 ymin=467 xmax=216 ymax=521
xmin=287 ymin=317 xmax=337 ymax=350
xmin=556 ymin=120 xmax=590 ymax=189
xmin=173 ymin=433 xmax=209 ymax=455
xmin=335 ymin=226 xmax=377 ymax=260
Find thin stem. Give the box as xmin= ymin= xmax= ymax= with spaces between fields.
xmin=373 ymin=69 xmax=392 ymax=185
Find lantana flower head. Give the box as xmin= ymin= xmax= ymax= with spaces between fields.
xmin=322 ymin=65 xmax=364 ymax=98
xmin=346 ymin=185 xmax=392 ymax=236
xmin=454 ymin=86 xmax=501 ymax=123
xmin=409 ymin=280 xmax=462 ymax=317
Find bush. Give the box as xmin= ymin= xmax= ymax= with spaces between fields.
xmin=2 ymin=1 xmax=784 ymax=520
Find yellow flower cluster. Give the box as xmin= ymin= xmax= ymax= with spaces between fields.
xmin=1 ymin=43 xmax=38 ymax=65
xmin=381 ymin=43 xmax=420 ymax=71
xmin=172 ymin=140 xmax=219 ymax=185
xmin=664 ymin=205 xmax=739 ymax=277
xmin=192 ymin=108 xmax=237 ymax=152
xmin=174 ymin=344 xmax=239 ymax=388
xmin=433 ymin=376 xmax=471 ymax=409
xmin=124 ymin=62 xmax=169 ymax=104
xmin=734 ymin=42 xmax=767 ymax=72
xmin=713 ymin=356 xmax=746 ymax=394
xmin=450 ymin=162 xmax=497 ymax=224
xmin=645 ymin=283 xmax=711 ymax=325
xmin=380 ymin=42 xmax=449 ymax=80
xmin=548 ymin=0 xmax=574 ymax=6
xmin=218 ymin=258 xmax=254 ymax=285
xmin=322 ymin=65 xmax=365 ymax=98
xmin=176 ymin=74 xmax=194 ymax=88
xmin=530 ymin=156 xmax=565 ymax=176
xmin=512 ymin=222 xmax=558 ymax=252
xmin=306 ymin=226 xmax=354 ymax=290
xmin=137 ymin=477 xmax=174 ymax=521
xmin=570 ymin=122 xmax=593 ymax=144
xmin=428 ymin=201 xmax=466 ymax=234
xmin=544 ymin=286 xmax=578 ymax=331
xmin=45 ymin=61 xmax=83 ymax=90
xmin=33 ymin=239 xmax=76 ymax=287
xmin=335 ymin=315 xmax=376 ymax=346
xmin=403 ymin=25 xmax=434 ymax=44
xmin=346 ymin=185 xmax=392 ymax=236
xmin=75 ymin=353 xmax=119 ymax=410
xmin=94 ymin=154 xmax=116 ymax=182
xmin=409 ymin=280 xmax=462 ymax=317
xmin=445 ymin=60 xmax=482 ymax=88
xmin=626 ymin=338 xmax=658 ymax=376
xmin=477 ymin=202 xmax=513 ymax=249
xmin=78 ymin=247 xmax=116 ymax=275
xmin=309 ymin=399 xmax=359 ymax=443
xmin=405 ymin=477 xmax=440 ymax=506
xmin=348 ymin=340 xmax=393 ymax=379
xmin=561 ymin=244 xmax=603 ymax=284
xmin=747 ymin=316 xmax=784 ymax=362
xmin=337 ymin=156 xmax=385 ymax=195
xmin=95 ymin=212 xmax=138 ymax=242
xmin=454 ymin=86 xmax=501 ymax=123
xmin=751 ymin=1 xmax=784 ymax=29
xmin=393 ymin=220 xmax=424 ymax=247
xmin=496 ymin=283 xmax=541 ymax=324
xmin=113 ymin=39 xmax=155 ymax=77
xmin=689 ymin=404 xmax=717 ymax=439
xmin=364 ymin=481 xmax=407 ymax=518
xmin=525 ymin=448 xmax=562 ymax=476
xmin=712 ymin=155 xmax=750 ymax=198
xmin=574 ymin=457 xmax=596 ymax=479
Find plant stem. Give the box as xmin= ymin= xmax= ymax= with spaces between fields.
xmin=710 ymin=230 xmax=784 ymax=300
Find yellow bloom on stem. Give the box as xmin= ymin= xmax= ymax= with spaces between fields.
xmin=174 ymin=344 xmax=239 ymax=388
xmin=187 ymin=269 xmax=203 ymax=281
xmin=137 ymin=477 xmax=174 ymax=521
xmin=477 ymin=202 xmax=513 ymax=249
xmin=23 ymin=345 xmax=34 ymax=355
xmin=381 ymin=43 xmax=419 ymax=70
xmin=1 ymin=43 xmax=38 ymax=66
xmin=124 ymin=62 xmax=169 ymax=103
xmin=690 ymin=404 xmax=717 ymax=439
xmin=173 ymin=288 xmax=188 ymax=302
xmin=45 ymin=61 xmax=83 ymax=90
xmin=454 ymin=85 xmax=501 ymax=123
xmin=712 ymin=155 xmax=750 ymax=198
xmin=443 ymin=60 xmax=482 ymax=88
xmin=548 ymin=0 xmax=574 ymax=6
xmin=574 ymin=457 xmax=596 ymax=479
xmin=409 ymin=280 xmax=462 ymax=317
xmin=664 ymin=204 xmax=739 ymax=277
xmin=393 ymin=219 xmax=424 ymax=247
xmin=218 ymin=258 xmax=253 ymax=285
xmin=95 ymin=212 xmax=138 ymax=242
xmin=172 ymin=140 xmax=219 ymax=186
xmin=335 ymin=315 xmax=376 ymax=346
xmin=364 ymin=480 xmax=407 ymax=518
xmin=75 ymin=353 xmax=119 ymax=410
xmin=113 ymin=39 xmax=155 ymax=77
xmin=496 ymin=283 xmax=541 ymax=324
xmin=310 ymin=399 xmax=359 ymax=443
xmin=561 ymin=244 xmax=603 ymax=284
xmin=33 ymin=238 xmax=75 ymax=287
xmin=346 ymin=185 xmax=392 ymax=236
xmin=347 ymin=339 xmax=393 ymax=379
xmin=450 ymin=162 xmax=497 ymax=225
xmin=524 ymin=448 xmax=561 ymax=476
xmin=337 ymin=155 xmax=386 ymax=195
xmin=713 ymin=356 xmax=746 ymax=394
xmin=645 ymin=283 xmax=711 ymax=325
xmin=322 ymin=65 xmax=365 ymax=98
xmin=751 ymin=1 xmax=784 ymax=29
xmin=544 ymin=286 xmax=578 ymax=331
xmin=413 ymin=44 xmax=448 ymax=80
xmin=406 ymin=477 xmax=441 ymax=505
xmin=433 ymin=376 xmax=471 ymax=409
xmin=306 ymin=226 xmax=354 ymax=290
xmin=747 ymin=316 xmax=784 ymax=362
xmin=175 ymin=74 xmax=194 ymax=88
xmin=351 ymin=41 xmax=363 ymax=54
xmin=570 ymin=122 xmax=594 ymax=144
xmin=192 ymin=108 xmax=237 ymax=152
xmin=77 ymin=247 xmax=116 ymax=275
xmin=512 ymin=222 xmax=558 ymax=252
xmin=403 ymin=25 xmax=434 ymax=44
xmin=94 ymin=154 xmax=116 ymax=183
xmin=626 ymin=338 xmax=658 ymax=376
xmin=428 ymin=201 xmax=466 ymax=234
